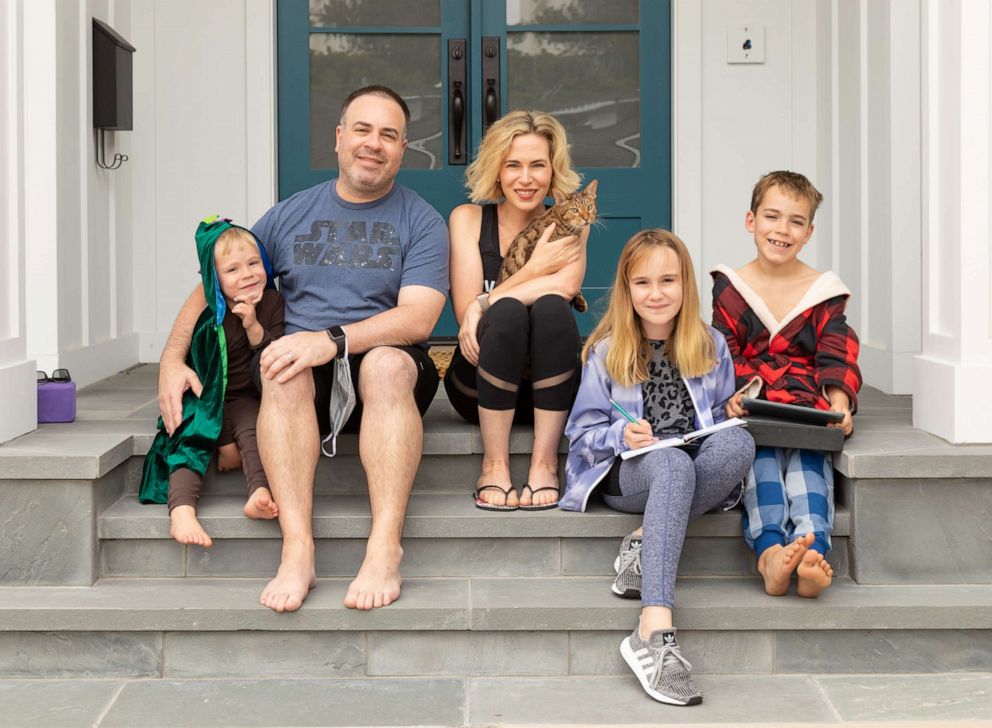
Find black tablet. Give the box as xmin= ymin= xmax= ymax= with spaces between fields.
xmin=742 ymin=398 xmax=844 ymax=426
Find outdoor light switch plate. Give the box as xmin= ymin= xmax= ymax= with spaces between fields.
xmin=727 ymin=24 xmax=765 ymax=64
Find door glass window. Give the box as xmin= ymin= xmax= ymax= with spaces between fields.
xmin=506 ymin=0 xmax=638 ymax=25
xmin=506 ymin=31 xmax=640 ymax=168
xmin=309 ymin=0 xmax=440 ymax=27
xmin=309 ymin=34 xmax=442 ymax=170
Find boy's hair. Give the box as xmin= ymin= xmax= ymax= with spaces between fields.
xmin=750 ymin=170 xmax=824 ymax=222
xmin=465 ymin=109 xmax=581 ymax=203
xmin=582 ymin=229 xmax=716 ymax=385
xmin=215 ymin=227 xmax=259 ymax=257
xmin=340 ymin=85 xmax=411 ymax=139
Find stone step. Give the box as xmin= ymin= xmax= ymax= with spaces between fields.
xmin=5 ymin=673 xmax=992 ymax=726
xmin=2 ymin=576 xmax=989 ymax=633
xmin=96 ymin=495 xmax=852 ymax=579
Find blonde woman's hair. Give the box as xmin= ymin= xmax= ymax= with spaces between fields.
xmin=465 ymin=110 xmax=581 ymax=203
xmin=583 ymin=229 xmax=716 ymax=385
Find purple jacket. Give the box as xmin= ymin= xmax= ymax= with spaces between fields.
xmin=561 ymin=328 xmax=737 ymax=512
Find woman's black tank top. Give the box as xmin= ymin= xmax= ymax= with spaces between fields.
xmin=479 ymin=204 xmax=503 ymax=294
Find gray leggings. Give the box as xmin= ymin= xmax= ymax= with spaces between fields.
xmin=603 ymin=427 xmax=755 ymax=608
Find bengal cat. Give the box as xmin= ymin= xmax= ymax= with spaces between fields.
xmin=496 ymin=179 xmax=598 ymax=312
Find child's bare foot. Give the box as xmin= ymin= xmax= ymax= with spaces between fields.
xmin=757 ymin=532 xmax=814 ymax=596
xmin=170 ymin=505 xmax=213 ymax=547
xmin=797 ymin=549 xmax=834 ymax=598
xmin=243 ymin=487 xmax=279 ymax=519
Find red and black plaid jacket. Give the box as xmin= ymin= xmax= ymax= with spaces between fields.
xmin=710 ymin=268 xmax=862 ymax=412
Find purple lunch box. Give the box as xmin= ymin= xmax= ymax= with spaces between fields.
xmin=38 ymin=381 xmax=77 ymax=423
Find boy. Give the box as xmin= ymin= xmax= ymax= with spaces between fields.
xmin=140 ymin=217 xmax=284 ymax=547
xmin=711 ymin=171 xmax=861 ymax=598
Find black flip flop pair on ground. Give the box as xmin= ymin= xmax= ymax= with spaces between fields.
xmin=473 ymin=483 xmax=559 ymax=512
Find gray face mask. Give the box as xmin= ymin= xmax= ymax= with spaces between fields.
xmin=320 ymin=341 xmax=356 ymax=458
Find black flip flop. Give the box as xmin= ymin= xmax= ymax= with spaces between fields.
xmin=518 ymin=483 xmax=560 ymax=511
xmin=473 ymin=484 xmax=518 ymax=511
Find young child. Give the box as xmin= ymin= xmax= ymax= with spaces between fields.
xmin=140 ymin=217 xmax=285 ymax=547
xmin=711 ymin=170 xmax=862 ymax=598
xmin=563 ymin=230 xmax=754 ymax=706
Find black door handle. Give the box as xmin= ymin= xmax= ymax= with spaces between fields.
xmin=482 ymin=36 xmax=500 ymax=133
xmin=448 ymin=39 xmax=467 ymax=165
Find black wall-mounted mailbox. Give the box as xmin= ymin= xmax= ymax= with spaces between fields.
xmin=92 ymin=18 xmax=136 ymax=130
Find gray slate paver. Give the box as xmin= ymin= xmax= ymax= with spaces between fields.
xmin=0 ymin=679 xmax=124 ymax=727
xmin=100 ymin=677 xmax=465 ymax=727
xmin=816 ymin=673 xmax=992 ymax=721
xmin=469 ymin=675 xmax=838 ymax=724
xmin=0 ymin=633 xmax=160 ymax=678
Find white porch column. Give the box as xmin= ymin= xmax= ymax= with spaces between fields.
xmin=0 ymin=0 xmax=37 ymax=443
xmin=913 ymin=0 xmax=992 ymax=443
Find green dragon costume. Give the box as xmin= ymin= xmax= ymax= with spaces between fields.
xmin=139 ymin=216 xmax=275 ymax=504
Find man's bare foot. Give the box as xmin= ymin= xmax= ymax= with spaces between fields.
xmin=757 ymin=532 xmax=814 ymax=596
xmin=344 ymin=541 xmax=403 ymax=610
xmin=169 ymin=505 xmax=213 ymax=548
xmin=476 ymin=460 xmax=518 ymax=508
xmin=243 ymin=487 xmax=279 ymax=520
xmin=797 ymin=549 xmax=834 ymax=598
xmin=259 ymin=541 xmax=316 ymax=613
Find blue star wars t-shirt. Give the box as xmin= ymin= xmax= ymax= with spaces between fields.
xmin=252 ymin=180 xmax=449 ymax=335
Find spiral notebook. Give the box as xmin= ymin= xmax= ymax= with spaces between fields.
xmin=620 ymin=418 xmax=747 ymax=460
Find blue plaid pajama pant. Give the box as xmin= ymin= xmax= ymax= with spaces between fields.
xmin=741 ymin=446 xmax=834 ymax=558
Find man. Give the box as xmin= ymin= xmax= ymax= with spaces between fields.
xmin=158 ymin=86 xmax=449 ymax=612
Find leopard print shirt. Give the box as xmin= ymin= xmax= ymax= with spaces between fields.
xmin=642 ymin=340 xmax=695 ymax=437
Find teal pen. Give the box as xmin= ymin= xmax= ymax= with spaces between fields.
xmin=609 ymin=398 xmax=638 ymax=424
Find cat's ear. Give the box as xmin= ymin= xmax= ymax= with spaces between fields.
xmin=583 ymin=179 xmax=599 ymax=196
xmin=551 ymin=188 xmax=569 ymax=205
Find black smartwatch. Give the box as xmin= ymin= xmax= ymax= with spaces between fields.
xmin=326 ymin=325 xmax=347 ymax=359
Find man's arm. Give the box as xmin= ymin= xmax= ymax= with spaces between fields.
xmin=158 ymin=283 xmax=207 ymax=434
xmin=259 ymin=284 xmax=446 ymax=384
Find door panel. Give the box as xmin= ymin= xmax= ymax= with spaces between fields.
xmin=277 ymin=0 xmax=670 ymax=336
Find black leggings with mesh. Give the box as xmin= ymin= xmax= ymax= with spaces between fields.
xmin=443 ymin=294 xmax=580 ymax=424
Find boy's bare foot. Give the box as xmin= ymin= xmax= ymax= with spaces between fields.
xmin=169 ymin=505 xmax=213 ymax=548
xmin=243 ymin=487 xmax=279 ymax=520
xmin=259 ymin=540 xmax=316 ymax=613
xmin=797 ymin=549 xmax=834 ymax=598
xmin=217 ymin=443 xmax=242 ymax=472
xmin=757 ymin=532 xmax=814 ymax=596
xmin=344 ymin=539 xmax=403 ymax=610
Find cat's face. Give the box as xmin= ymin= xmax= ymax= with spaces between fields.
xmin=552 ymin=179 xmax=598 ymax=228
xmin=499 ymin=133 xmax=553 ymax=213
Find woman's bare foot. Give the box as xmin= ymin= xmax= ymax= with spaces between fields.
xmin=344 ymin=539 xmax=403 ymax=610
xmin=243 ymin=487 xmax=279 ymax=520
xmin=797 ymin=549 xmax=834 ymax=598
xmin=259 ymin=540 xmax=316 ymax=613
xmin=217 ymin=443 xmax=242 ymax=472
xmin=519 ymin=462 xmax=559 ymax=507
xmin=169 ymin=505 xmax=213 ymax=548
xmin=757 ymin=532 xmax=814 ymax=596
xmin=476 ymin=460 xmax=518 ymax=508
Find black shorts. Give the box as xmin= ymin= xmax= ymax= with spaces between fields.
xmin=312 ymin=345 xmax=439 ymax=437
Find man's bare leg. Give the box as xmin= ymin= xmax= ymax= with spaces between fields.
xmin=757 ymin=532 xmax=814 ymax=596
xmin=344 ymin=347 xmax=421 ymax=610
xmin=477 ymin=407 xmax=518 ymax=507
xmin=519 ymin=407 xmax=567 ymax=507
xmin=257 ymin=371 xmax=318 ymax=612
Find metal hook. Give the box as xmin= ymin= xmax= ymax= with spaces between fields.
xmin=96 ymin=128 xmax=128 ymax=170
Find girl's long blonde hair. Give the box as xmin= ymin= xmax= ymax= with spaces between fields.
xmin=583 ymin=229 xmax=716 ymax=386
xmin=465 ymin=110 xmax=581 ymax=203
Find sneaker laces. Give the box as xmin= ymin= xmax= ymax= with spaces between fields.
xmin=647 ymin=644 xmax=693 ymax=690
xmin=619 ymin=543 xmax=642 ymax=576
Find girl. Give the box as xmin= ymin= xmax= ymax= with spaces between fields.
xmin=445 ymin=110 xmax=588 ymax=511
xmin=563 ymin=230 xmax=754 ymax=706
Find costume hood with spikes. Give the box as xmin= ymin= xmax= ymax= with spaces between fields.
xmin=139 ymin=216 xmax=275 ymax=504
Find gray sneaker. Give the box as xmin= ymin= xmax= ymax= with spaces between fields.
xmin=619 ymin=626 xmax=703 ymax=706
xmin=611 ymin=534 xmax=642 ymax=598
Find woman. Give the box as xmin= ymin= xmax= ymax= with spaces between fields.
xmin=445 ymin=110 xmax=588 ymax=511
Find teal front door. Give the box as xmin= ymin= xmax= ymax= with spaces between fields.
xmin=277 ymin=0 xmax=671 ymax=336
